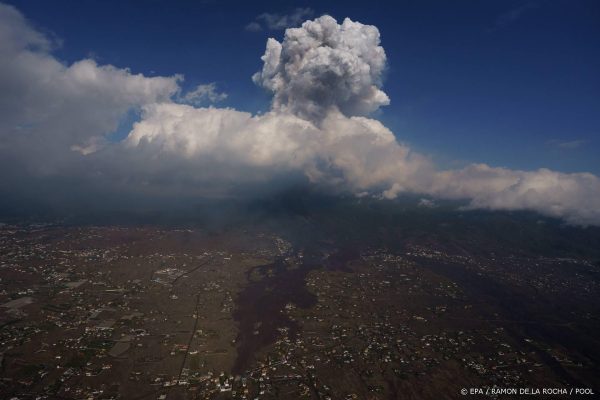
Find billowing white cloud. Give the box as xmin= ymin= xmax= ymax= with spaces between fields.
xmin=1 ymin=4 xmax=599 ymax=226
xmin=123 ymin=103 xmax=430 ymax=195
xmin=0 ymin=2 xmax=180 ymax=170
xmin=430 ymin=165 xmax=600 ymax=225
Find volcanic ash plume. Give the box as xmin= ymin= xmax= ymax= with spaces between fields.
xmin=253 ymin=16 xmax=390 ymax=122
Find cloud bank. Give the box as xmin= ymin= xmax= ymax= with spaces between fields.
xmin=0 ymin=3 xmax=179 ymax=173
xmin=1 ymin=3 xmax=599 ymax=225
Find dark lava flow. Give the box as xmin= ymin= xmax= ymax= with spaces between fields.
xmin=232 ymin=246 xmax=358 ymax=374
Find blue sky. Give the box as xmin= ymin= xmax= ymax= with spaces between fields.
xmin=5 ymin=0 xmax=600 ymax=174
